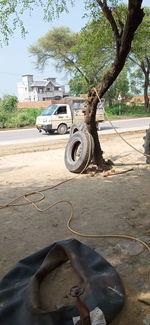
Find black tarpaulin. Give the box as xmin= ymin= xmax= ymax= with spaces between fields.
xmin=0 ymin=239 xmax=124 ymax=324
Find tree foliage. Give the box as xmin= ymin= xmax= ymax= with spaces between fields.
xmin=29 ymin=6 xmax=121 ymax=87
xmin=69 ymin=74 xmax=89 ymax=96
xmin=29 ymin=23 xmax=114 ymax=86
xmin=69 ymin=66 xmax=130 ymax=104
xmin=29 ymin=27 xmax=78 ymax=72
xmin=29 ymin=3 xmax=146 ymax=106
xmin=0 ymin=0 xmax=74 ymax=44
xmin=0 ymin=95 xmax=18 ymax=112
xmin=104 ymin=66 xmax=130 ymax=106
xmin=129 ymin=7 xmax=150 ymax=111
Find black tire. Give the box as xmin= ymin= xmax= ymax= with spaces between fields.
xmin=47 ymin=130 xmax=55 ymax=135
xmin=143 ymin=127 xmax=150 ymax=164
xmin=65 ymin=131 xmax=94 ymax=173
xmin=70 ymin=121 xmax=87 ymax=138
xmin=57 ymin=123 xmax=67 ymax=135
xmin=70 ymin=124 xmax=80 ymax=137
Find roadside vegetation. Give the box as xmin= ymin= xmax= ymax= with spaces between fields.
xmin=0 ymin=95 xmax=42 ymax=129
xmin=0 ymin=94 xmax=150 ymax=129
xmin=107 ymin=104 xmax=150 ymax=118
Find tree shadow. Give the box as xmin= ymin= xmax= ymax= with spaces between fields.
xmin=0 ymin=167 xmax=149 ymax=325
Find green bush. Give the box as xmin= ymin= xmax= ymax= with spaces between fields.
xmin=106 ymin=104 xmax=147 ymax=116
xmin=0 ymin=107 xmax=43 ymax=129
xmin=6 ymin=113 xmax=34 ymax=128
xmin=25 ymin=108 xmax=42 ymax=118
xmin=0 ymin=110 xmax=8 ymax=128
xmin=1 ymin=95 xmax=18 ymax=112
xmin=107 ymin=104 xmax=127 ymax=115
xmin=16 ymin=112 xmax=36 ymax=127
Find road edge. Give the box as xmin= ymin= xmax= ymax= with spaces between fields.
xmin=0 ymin=129 xmax=146 ymax=157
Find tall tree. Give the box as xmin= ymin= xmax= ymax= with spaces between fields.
xmin=30 ymin=1 xmax=144 ymax=167
xmin=129 ymin=8 xmax=150 ymax=112
xmin=84 ymin=0 xmax=144 ymax=167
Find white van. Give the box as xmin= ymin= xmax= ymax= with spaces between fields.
xmin=36 ymin=104 xmax=72 ymax=135
xmin=36 ymin=99 xmax=105 ymax=135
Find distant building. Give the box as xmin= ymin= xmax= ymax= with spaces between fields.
xmin=17 ymin=75 xmax=67 ymax=102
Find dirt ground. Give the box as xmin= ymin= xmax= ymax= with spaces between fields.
xmin=0 ymin=130 xmax=150 ymax=325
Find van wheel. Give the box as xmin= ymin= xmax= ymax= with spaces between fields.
xmin=57 ymin=124 xmax=67 ymax=135
xmin=65 ymin=131 xmax=94 ymax=173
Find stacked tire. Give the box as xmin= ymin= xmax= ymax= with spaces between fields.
xmin=69 ymin=121 xmax=87 ymax=138
xmin=143 ymin=127 xmax=150 ymax=164
xmin=64 ymin=123 xmax=94 ymax=173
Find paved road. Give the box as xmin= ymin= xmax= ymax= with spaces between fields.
xmin=0 ymin=117 xmax=150 ymax=144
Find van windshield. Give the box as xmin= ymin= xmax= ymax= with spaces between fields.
xmin=40 ymin=105 xmax=58 ymax=116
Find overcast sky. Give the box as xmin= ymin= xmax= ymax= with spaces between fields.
xmin=0 ymin=0 xmax=149 ymax=98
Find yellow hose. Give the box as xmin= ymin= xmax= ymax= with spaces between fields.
xmin=1 ymin=188 xmax=150 ymax=253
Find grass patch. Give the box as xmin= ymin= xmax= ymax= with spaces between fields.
xmin=0 ymin=108 xmax=43 ymax=129
xmin=106 ymin=104 xmax=150 ymax=118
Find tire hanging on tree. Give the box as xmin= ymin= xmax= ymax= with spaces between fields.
xmin=69 ymin=121 xmax=88 ymax=138
xmin=64 ymin=131 xmax=94 ymax=173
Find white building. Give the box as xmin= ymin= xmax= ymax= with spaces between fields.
xmin=17 ymin=75 xmax=67 ymax=102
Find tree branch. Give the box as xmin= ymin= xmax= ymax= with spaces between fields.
xmin=128 ymin=55 xmax=141 ymax=68
xmin=98 ymin=0 xmax=145 ymax=96
xmin=141 ymin=60 xmax=146 ymax=74
xmin=62 ymin=54 xmax=91 ymax=85
xmin=120 ymin=0 xmax=144 ymax=59
xmin=96 ymin=0 xmax=120 ymax=45
xmin=112 ymin=7 xmax=124 ymax=36
xmin=146 ymin=57 xmax=150 ymax=72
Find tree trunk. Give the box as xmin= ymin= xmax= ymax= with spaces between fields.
xmin=144 ymin=72 xmax=150 ymax=112
xmin=85 ymin=0 xmax=144 ymax=167
xmin=85 ymin=61 xmax=128 ymax=166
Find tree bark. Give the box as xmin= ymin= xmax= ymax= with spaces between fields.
xmin=129 ymin=57 xmax=150 ymax=113
xmin=85 ymin=0 xmax=144 ymax=167
xmin=142 ymin=58 xmax=150 ymax=112
xmin=144 ymin=72 xmax=150 ymax=112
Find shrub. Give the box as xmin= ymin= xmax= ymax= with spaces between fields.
xmin=5 ymin=112 xmax=35 ymax=128
xmin=107 ymin=103 xmax=145 ymax=116
xmin=0 ymin=110 xmax=8 ymax=128
xmin=0 ymin=108 xmax=43 ymax=128
xmin=1 ymin=95 xmax=18 ymax=112
xmin=15 ymin=113 xmax=36 ymax=127
xmin=107 ymin=104 xmax=126 ymax=115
